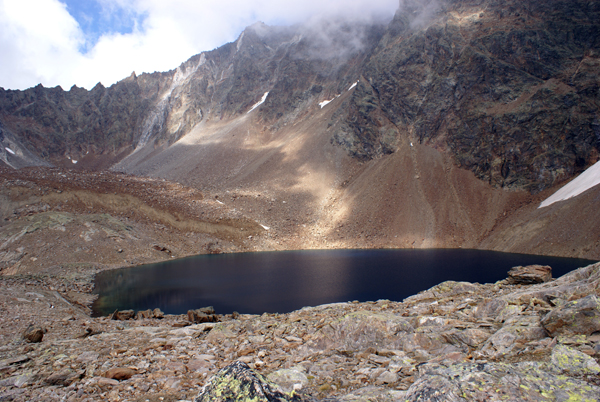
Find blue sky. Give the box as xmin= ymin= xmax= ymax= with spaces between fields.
xmin=0 ymin=0 xmax=399 ymax=90
xmin=62 ymin=0 xmax=146 ymax=51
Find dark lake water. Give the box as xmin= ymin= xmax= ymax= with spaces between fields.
xmin=92 ymin=249 xmax=596 ymax=317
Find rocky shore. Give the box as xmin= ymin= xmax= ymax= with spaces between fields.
xmin=1 ymin=262 xmax=600 ymax=401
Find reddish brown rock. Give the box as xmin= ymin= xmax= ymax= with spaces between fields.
xmin=111 ymin=309 xmax=135 ymax=321
xmin=103 ymin=367 xmax=136 ymax=381
xmin=188 ymin=307 xmax=218 ymax=323
xmin=22 ymin=325 xmax=45 ymax=343
xmin=45 ymin=369 xmax=84 ymax=386
xmin=508 ymin=265 xmax=552 ymax=284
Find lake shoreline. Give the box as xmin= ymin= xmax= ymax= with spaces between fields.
xmin=91 ymin=248 xmax=597 ymax=317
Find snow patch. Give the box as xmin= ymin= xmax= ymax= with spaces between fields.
xmin=216 ymin=200 xmax=224 ymax=205
xmin=260 ymin=224 xmax=270 ymax=230
xmin=247 ymin=92 xmax=269 ymax=114
xmin=348 ymin=81 xmax=358 ymax=91
xmin=72 ymin=160 xmax=78 ymax=164
xmin=319 ymin=95 xmax=340 ymax=109
xmin=4 ymin=147 xmax=15 ymax=155
xmin=539 ymin=160 xmax=600 ymax=208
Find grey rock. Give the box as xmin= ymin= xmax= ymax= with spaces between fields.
xmin=473 ymin=298 xmax=508 ymax=320
xmin=541 ymin=294 xmax=600 ymax=336
xmin=267 ymin=368 xmax=309 ymax=393
xmin=340 ymin=386 xmax=406 ymax=401
xmin=312 ymin=311 xmax=413 ymax=351
xmin=0 ymin=373 xmax=35 ymax=388
xmin=76 ymin=351 xmax=99 ymax=363
xmin=405 ymin=362 xmax=600 ymax=402
xmin=550 ymin=344 xmax=600 ymax=375
xmin=375 ymin=370 xmax=398 ymax=385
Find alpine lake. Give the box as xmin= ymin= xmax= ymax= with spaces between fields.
xmin=91 ymin=249 xmax=597 ymax=316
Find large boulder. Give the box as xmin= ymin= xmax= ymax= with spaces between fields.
xmin=541 ymin=295 xmax=600 ymax=336
xmin=103 ymin=367 xmax=136 ymax=381
xmin=507 ymin=265 xmax=552 ymax=284
xmin=195 ymin=361 xmax=303 ymax=402
xmin=188 ymin=307 xmax=219 ymax=323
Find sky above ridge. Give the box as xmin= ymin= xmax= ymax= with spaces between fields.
xmin=0 ymin=0 xmax=399 ymax=91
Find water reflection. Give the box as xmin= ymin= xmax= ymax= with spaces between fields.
xmin=92 ymin=249 xmax=596 ymax=316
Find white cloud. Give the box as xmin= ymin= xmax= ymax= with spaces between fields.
xmin=0 ymin=0 xmax=398 ymax=90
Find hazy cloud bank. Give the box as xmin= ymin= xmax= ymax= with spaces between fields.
xmin=0 ymin=0 xmax=399 ymax=91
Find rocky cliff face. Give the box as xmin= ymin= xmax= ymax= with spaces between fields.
xmin=1 ymin=0 xmax=598 ymax=191
xmin=0 ymin=19 xmax=384 ymax=171
xmin=334 ymin=0 xmax=600 ymax=192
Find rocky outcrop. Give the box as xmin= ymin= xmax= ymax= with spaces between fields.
xmin=188 ymin=307 xmax=220 ymax=323
xmin=0 ymin=73 xmax=173 ymax=168
xmin=541 ymin=295 xmax=600 ymax=336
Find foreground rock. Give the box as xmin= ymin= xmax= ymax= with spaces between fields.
xmin=1 ymin=263 xmax=600 ymax=401
xmin=195 ymin=361 xmax=302 ymax=402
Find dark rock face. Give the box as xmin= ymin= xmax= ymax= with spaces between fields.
xmin=0 ymin=73 xmax=172 ymax=168
xmin=335 ymin=0 xmax=600 ymax=192
xmin=0 ymin=20 xmax=384 ymax=170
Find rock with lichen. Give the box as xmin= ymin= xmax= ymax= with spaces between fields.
xmin=541 ymin=295 xmax=600 ymax=336
xmin=405 ymin=361 xmax=600 ymax=402
xmin=550 ymin=344 xmax=600 ymax=376
xmin=195 ymin=361 xmax=304 ymax=402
